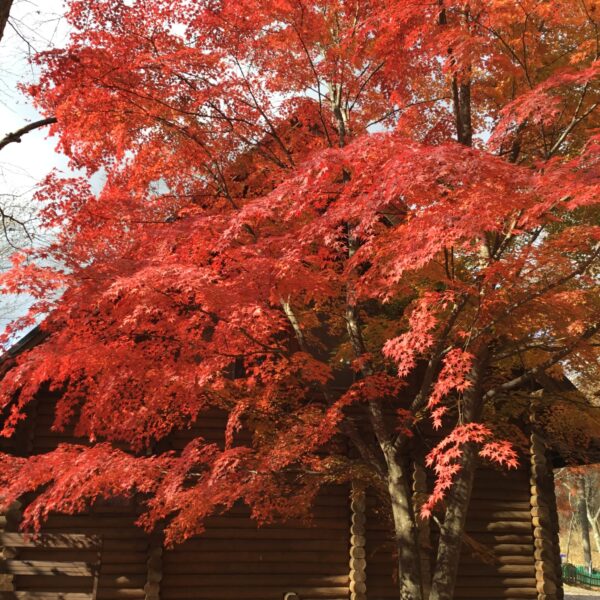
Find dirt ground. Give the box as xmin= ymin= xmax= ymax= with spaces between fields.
xmin=560 ymin=536 xmax=600 ymax=598
xmin=564 ymin=585 xmax=600 ymax=599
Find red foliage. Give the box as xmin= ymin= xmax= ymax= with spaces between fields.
xmin=0 ymin=0 xmax=598 ymax=549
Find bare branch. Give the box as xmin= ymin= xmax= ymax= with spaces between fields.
xmin=0 ymin=117 xmax=57 ymax=152
xmin=483 ymin=323 xmax=599 ymax=401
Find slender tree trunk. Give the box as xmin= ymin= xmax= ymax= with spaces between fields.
xmin=343 ymin=239 xmax=423 ymax=600
xmin=452 ymin=80 xmax=472 ymax=146
xmin=428 ymin=442 xmax=478 ymax=600
xmin=0 ymin=0 xmax=13 ymax=45
xmin=565 ymin=513 xmax=575 ymax=562
xmin=577 ymin=490 xmax=593 ymax=572
xmin=588 ymin=513 xmax=600 ymax=553
xmin=385 ymin=453 xmax=424 ymax=600
xmin=429 ymin=353 xmax=486 ymax=600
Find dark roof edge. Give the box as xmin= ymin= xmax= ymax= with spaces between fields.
xmin=1 ymin=325 xmax=47 ymax=364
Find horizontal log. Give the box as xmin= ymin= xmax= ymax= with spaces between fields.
xmin=97 ymin=574 xmax=146 ymax=588
xmin=367 ymin=556 xmax=536 ymax=577
xmin=161 ymin=574 xmax=349 ymax=587
xmin=465 ymin=510 xmax=532 ymax=521
xmin=162 ymin=562 xmax=349 ymax=575
xmin=0 ymin=559 xmax=94 ymax=576
xmin=465 ymin=522 xmax=533 ymax=533
xmin=4 ymin=594 xmax=92 ymax=600
xmin=367 ymin=586 xmax=537 ymax=599
xmin=20 ymin=529 xmax=139 ymax=540
xmin=191 ymin=504 xmax=346 ymax=519
xmin=479 ymin=544 xmax=535 ymax=554
xmin=349 ymin=580 xmax=366 ymax=594
xmin=533 ymin=537 xmax=554 ymax=550
xmin=469 ymin=501 xmax=532 ymax=511
xmin=169 ymin=538 xmax=346 ymax=553
xmin=367 ymin=517 xmax=532 ymax=535
xmin=0 ymin=533 xmax=101 ymax=550
xmin=460 ymin=555 xmax=535 ymax=566
xmin=44 ymin=517 xmax=143 ymax=528
xmin=536 ymin=579 xmax=557 ymax=595
xmin=456 ymin=578 xmax=537 ymax=588
xmin=12 ymin=574 xmax=93 ymax=589
xmin=349 ymin=558 xmax=366 ymax=571
xmin=470 ymin=488 xmax=530 ymax=501
xmin=96 ymin=591 xmax=145 ymax=600
xmin=531 ymin=516 xmax=552 ymax=528
xmin=451 ymin=588 xmax=537 ymax=598
xmin=457 ymin=565 xmax=535 ymax=576
xmin=168 ymin=528 xmax=348 ymax=541
xmin=204 ymin=517 xmax=349 ymax=530
xmin=530 ymin=506 xmax=550 ymax=519
xmin=12 ymin=577 xmax=140 ymax=594
xmin=534 ymin=548 xmax=556 ymax=562
xmin=163 ymin=551 xmax=349 ymax=565
xmin=530 ymin=495 xmax=549 ymax=509
xmin=462 ymin=533 xmax=534 ymax=544
xmin=352 ymin=570 xmax=366 ymax=583
xmin=100 ymin=541 xmax=148 ymax=552
xmin=92 ymin=563 xmax=147 ymax=575
xmin=158 ymin=586 xmax=350 ymax=599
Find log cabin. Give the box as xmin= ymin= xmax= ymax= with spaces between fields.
xmin=0 ymin=329 xmax=566 ymax=600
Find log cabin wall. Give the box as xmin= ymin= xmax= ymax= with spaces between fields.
xmin=0 ymin=506 xmax=148 ymax=600
xmin=0 ymin=495 xmax=351 ymax=600
xmin=160 ymin=489 xmax=350 ymax=600
xmin=363 ymin=458 xmax=563 ymax=600
xmin=0 ymin=389 xmax=354 ymax=600
xmin=0 ymin=382 xmax=564 ymax=600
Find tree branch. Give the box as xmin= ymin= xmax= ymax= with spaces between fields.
xmin=483 ymin=323 xmax=599 ymax=401
xmin=0 ymin=117 xmax=57 ymax=152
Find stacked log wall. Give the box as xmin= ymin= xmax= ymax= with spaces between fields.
xmin=364 ymin=466 xmax=541 ymax=600
xmin=160 ymin=490 xmax=350 ymax=600
xmin=0 ymin=382 xmax=564 ymax=600
xmin=0 ymin=395 xmax=352 ymax=600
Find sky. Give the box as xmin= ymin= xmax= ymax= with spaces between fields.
xmin=0 ymin=0 xmax=70 ymax=335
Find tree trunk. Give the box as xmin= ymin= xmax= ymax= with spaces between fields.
xmin=578 ymin=491 xmax=593 ymax=572
xmin=386 ymin=456 xmax=424 ymax=600
xmin=593 ymin=521 xmax=600 ymax=557
xmin=0 ymin=0 xmax=13 ymax=45
xmin=428 ymin=353 xmax=486 ymax=600
xmin=565 ymin=513 xmax=575 ymax=562
xmin=587 ymin=507 xmax=600 ymax=556
xmin=452 ymin=80 xmax=472 ymax=146
xmin=428 ymin=442 xmax=477 ymax=600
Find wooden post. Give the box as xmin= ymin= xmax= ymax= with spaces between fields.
xmin=349 ymin=483 xmax=367 ymax=600
xmin=530 ymin=431 xmax=564 ymax=600
xmin=144 ymin=530 xmax=163 ymax=600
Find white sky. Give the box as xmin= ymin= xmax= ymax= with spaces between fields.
xmin=0 ymin=0 xmax=71 ymax=336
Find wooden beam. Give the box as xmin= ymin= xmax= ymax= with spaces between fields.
xmin=349 ymin=484 xmax=366 ymax=600
xmin=529 ymin=430 xmax=564 ymax=600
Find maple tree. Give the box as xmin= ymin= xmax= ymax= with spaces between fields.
xmin=0 ymin=1 xmax=599 ymax=599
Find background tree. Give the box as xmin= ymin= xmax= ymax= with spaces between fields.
xmin=556 ymin=465 xmax=600 ymax=569
xmin=0 ymin=0 xmax=65 ymax=332
xmin=0 ymin=2 xmax=599 ymax=600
